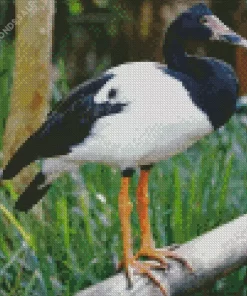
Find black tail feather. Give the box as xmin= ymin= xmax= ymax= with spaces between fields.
xmin=15 ymin=172 xmax=50 ymax=212
xmin=2 ymin=147 xmax=37 ymax=180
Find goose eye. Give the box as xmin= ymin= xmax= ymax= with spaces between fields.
xmin=200 ymin=17 xmax=208 ymax=24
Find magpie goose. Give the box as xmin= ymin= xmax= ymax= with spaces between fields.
xmin=2 ymin=3 xmax=247 ymax=294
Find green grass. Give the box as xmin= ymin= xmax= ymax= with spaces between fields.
xmin=1 ymin=40 xmax=247 ymax=295
xmin=0 ymin=40 xmax=14 ymax=153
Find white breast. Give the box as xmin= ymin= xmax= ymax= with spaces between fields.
xmin=65 ymin=62 xmax=213 ymax=169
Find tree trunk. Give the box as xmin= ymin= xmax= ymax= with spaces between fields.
xmin=3 ymin=0 xmax=54 ymax=192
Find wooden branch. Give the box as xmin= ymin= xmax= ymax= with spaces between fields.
xmin=75 ymin=214 xmax=247 ymax=296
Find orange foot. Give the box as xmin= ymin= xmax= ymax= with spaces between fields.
xmin=134 ymin=246 xmax=193 ymax=272
xmin=118 ymin=248 xmax=193 ymax=295
xmin=124 ymin=258 xmax=168 ymax=296
xmin=118 ymin=247 xmax=193 ymax=296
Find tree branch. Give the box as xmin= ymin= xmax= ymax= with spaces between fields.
xmin=75 ymin=214 xmax=247 ymax=296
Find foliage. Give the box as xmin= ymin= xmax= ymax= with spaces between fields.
xmin=68 ymin=0 xmax=83 ymax=16
xmin=0 ymin=41 xmax=14 ymax=154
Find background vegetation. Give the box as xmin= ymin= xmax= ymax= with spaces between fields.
xmin=1 ymin=0 xmax=247 ymax=295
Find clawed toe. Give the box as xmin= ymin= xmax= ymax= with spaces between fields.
xmin=124 ymin=260 xmax=168 ymax=295
xmin=134 ymin=247 xmax=193 ymax=273
xmin=134 ymin=250 xmax=169 ymax=268
xmin=118 ymin=246 xmax=193 ymax=296
xmin=155 ymin=249 xmax=193 ymax=272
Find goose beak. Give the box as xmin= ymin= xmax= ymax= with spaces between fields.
xmin=205 ymin=15 xmax=247 ymax=49
xmin=218 ymin=33 xmax=247 ymax=48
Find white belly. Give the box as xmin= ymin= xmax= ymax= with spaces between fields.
xmin=61 ymin=62 xmax=214 ymax=169
xmin=65 ymin=110 xmax=212 ymax=169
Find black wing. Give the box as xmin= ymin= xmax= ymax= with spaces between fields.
xmin=2 ymin=73 xmax=127 ymax=179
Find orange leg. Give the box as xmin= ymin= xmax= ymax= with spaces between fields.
xmin=118 ymin=177 xmax=133 ymax=266
xmin=118 ymin=176 xmax=168 ymax=295
xmin=135 ymin=168 xmax=193 ymax=271
xmin=136 ymin=169 xmax=155 ymax=249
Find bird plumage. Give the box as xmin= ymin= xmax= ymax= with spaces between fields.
xmin=2 ymin=2 xmax=243 ymax=212
xmin=2 ymin=73 xmax=127 ymax=179
xmin=2 ymin=60 xmax=216 ymax=211
xmin=159 ymin=57 xmax=238 ymax=129
xmin=3 ymin=3 xmax=247 ymax=293
xmin=64 ymin=62 xmax=213 ymax=168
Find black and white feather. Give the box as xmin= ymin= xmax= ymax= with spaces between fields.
xmin=2 ymin=3 xmax=247 ymax=212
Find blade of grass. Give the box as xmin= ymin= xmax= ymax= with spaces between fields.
xmin=79 ymin=195 xmax=94 ymax=249
xmin=56 ymin=196 xmax=70 ymax=251
xmin=217 ymin=153 xmax=234 ymax=221
xmin=2 ymin=181 xmax=18 ymax=201
xmin=0 ymin=245 xmax=26 ymax=277
xmin=0 ymin=204 xmax=35 ymax=250
xmin=23 ymin=270 xmax=38 ymax=296
xmin=186 ymin=172 xmax=197 ymax=240
xmin=172 ymin=166 xmax=184 ymax=243
xmin=0 ymin=41 xmax=13 ymax=152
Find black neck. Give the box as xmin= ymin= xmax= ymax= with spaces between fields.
xmin=163 ymin=28 xmax=213 ymax=81
xmin=163 ymin=28 xmax=238 ymax=130
xmin=163 ymin=28 xmax=188 ymax=71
